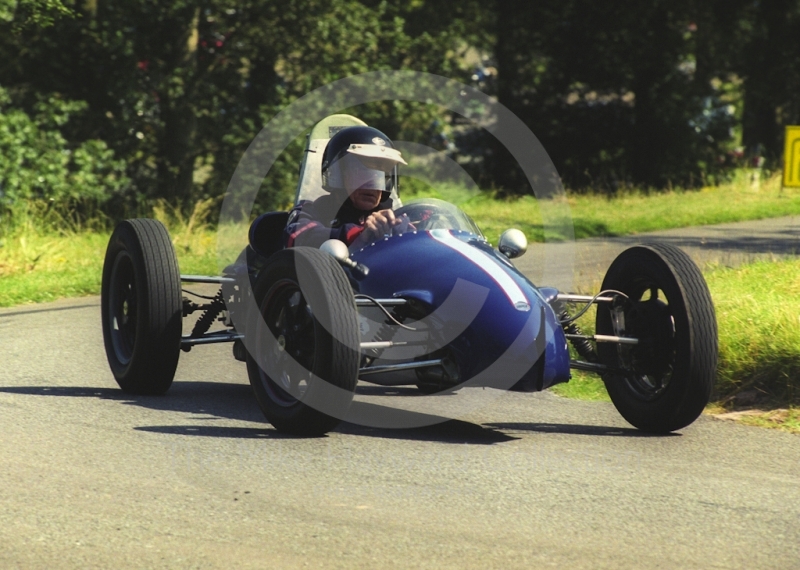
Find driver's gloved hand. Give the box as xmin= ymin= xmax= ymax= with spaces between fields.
xmin=392 ymin=213 xmax=414 ymax=235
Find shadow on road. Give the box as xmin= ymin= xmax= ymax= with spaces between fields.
xmin=0 ymin=383 xmax=512 ymax=444
xmin=354 ymin=385 xmax=457 ymax=397
xmin=613 ymin=233 xmax=800 ymax=257
xmin=0 ymin=383 xmax=674 ymax=442
xmin=0 ymin=381 xmax=265 ymax=424
xmin=134 ymin=425 xmax=293 ymax=439
xmin=339 ymin=416 xmax=518 ymax=445
xmin=487 ymin=422 xmax=679 ymax=438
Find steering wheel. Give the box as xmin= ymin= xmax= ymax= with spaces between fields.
xmin=396 ymin=205 xmax=456 ymax=232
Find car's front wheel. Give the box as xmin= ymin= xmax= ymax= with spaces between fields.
xmin=596 ymin=243 xmax=718 ymax=433
xmin=245 ymin=247 xmax=360 ymax=435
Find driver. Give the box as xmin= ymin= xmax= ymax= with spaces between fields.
xmin=283 ymin=126 xmax=410 ymax=249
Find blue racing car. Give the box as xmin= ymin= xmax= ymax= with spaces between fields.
xmin=100 ymin=116 xmax=718 ymax=436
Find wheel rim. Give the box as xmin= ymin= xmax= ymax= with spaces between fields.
xmin=256 ymin=279 xmax=317 ymax=407
xmin=610 ymin=284 xmax=676 ymax=401
xmin=108 ymin=251 xmax=138 ymax=366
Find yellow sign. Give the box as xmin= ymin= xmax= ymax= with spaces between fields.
xmin=784 ymin=126 xmax=800 ymax=187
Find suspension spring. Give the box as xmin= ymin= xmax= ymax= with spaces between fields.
xmin=367 ymin=318 xmax=400 ymax=359
xmin=552 ymin=300 xmax=598 ymax=363
xmin=190 ymin=290 xmax=225 ymax=338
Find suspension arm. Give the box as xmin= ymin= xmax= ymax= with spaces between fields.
xmin=564 ymin=334 xmax=639 ymax=345
xmin=556 ymin=293 xmax=616 ymax=303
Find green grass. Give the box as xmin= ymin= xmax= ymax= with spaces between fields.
xmin=0 ymin=199 xmax=221 ymax=308
xmin=551 ymin=372 xmax=610 ymax=401
xmin=705 ymin=258 xmax=800 ymax=404
xmin=565 ymin=171 xmax=795 ymax=238
xmin=0 ymin=230 xmax=220 ymax=307
xmin=407 ymin=171 xmax=798 ymax=245
xmin=0 ymin=232 xmax=109 ymax=306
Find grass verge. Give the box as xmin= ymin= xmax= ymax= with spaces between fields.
xmin=0 ymin=199 xmax=220 ymax=307
xmin=409 ymin=171 xmax=798 ymax=245
xmin=0 ymin=232 xmax=110 ymax=306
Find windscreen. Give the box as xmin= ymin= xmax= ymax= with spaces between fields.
xmin=394 ymin=198 xmax=483 ymax=237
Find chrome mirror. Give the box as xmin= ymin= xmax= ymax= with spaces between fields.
xmin=320 ymin=239 xmax=350 ymax=262
xmin=320 ymin=239 xmax=369 ymax=279
xmin=498 ymin=229 xmax=528 ymax=259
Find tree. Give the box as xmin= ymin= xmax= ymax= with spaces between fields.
xmin=491 ymin=0 xmax=743 ymax=191
xmin=0 ymin=87 xmax=127 ymax=212
xmin=1 ymin=1 xmax=288 ymax=206
xmin=0 ymin=0 xmax=484 ymax=212
xmin=739 ymin=0 xmax=800 ymax=164
xmin=0 ymin=0 xmax=73 ymax=30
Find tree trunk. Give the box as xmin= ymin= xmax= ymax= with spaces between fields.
xmin=630 ymin=6 xmax=671 ymax=187
xmin=492 ymin=0 xmax=526 ymax=193
xmin=156 ymin=7 xmax=200 ymax=206
xmin=741 ymin=0 xmax=791 ymax=162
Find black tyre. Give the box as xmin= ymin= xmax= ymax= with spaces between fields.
xmin=245 ymin=247 xmax=360 ymax=435
xmin=101 ymin=219 xmax=182 ymax=394
xmin=596 ymin=243 xmax=717 ymax=433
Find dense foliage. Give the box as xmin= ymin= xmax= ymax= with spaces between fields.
xmin=0 ymin=87 xmax=127 ymax=211
xmin=0 ymin=0 xmax=796 ymax=215
xmin=490 ymin=0 xmax=800 ymax=190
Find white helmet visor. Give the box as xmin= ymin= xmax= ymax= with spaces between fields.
xmin=345 ymin=154 xmax=386 ymax=192
xmin=324 ymin=142 xmax=406 ymax=193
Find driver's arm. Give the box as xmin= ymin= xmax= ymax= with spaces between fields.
xmin=283 ymin=201 xmax=372 ymax=248
xmin=283 ymin=201 xmax=329 ymax=248
xmin=362 ymin=208 xmax=396 ymax=237
xmin=350 ymin=210 xmax=412 ymax=248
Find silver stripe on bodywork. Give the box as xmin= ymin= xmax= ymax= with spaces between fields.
xmin=430 ymin=229 xmax=530 ymax=311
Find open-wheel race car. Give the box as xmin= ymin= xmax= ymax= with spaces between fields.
xmin=101 ymin=115 xmax=718 ymax=436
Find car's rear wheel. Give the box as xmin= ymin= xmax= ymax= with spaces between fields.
xmin=101 ymin=219 xmax=182 ymax=394
xmin=245 ymin=248 xmax=360 ymax=435
xmin=596 ymin=243 xmax=717 ymax=433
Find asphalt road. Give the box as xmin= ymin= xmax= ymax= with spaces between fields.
xmin=516 ymin=214 xmax=800 ymax=291
xmin=1 ymin=216 xmax=799 ymax=568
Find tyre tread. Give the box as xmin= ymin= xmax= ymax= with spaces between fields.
xmin=597 ymin=242 xmax=718 ymax=432
xmin=101 ymin=219 xmax=182 ymax=395
xmin=246 ymin=247 xmax=359 ymax=435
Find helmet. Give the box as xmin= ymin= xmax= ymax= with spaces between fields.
xmin=321 ymin=126 xmax=407 ymax=199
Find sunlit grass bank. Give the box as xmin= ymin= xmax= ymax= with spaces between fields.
xmin=705 ymin=258 xmax=800 ymax=405
xmin=415 ymin=172 xmax=796 ymax=245
xmin=568 ymin=172 xmax=794 ymax=237
xmin=0 ymin=232 xmax=109 ymax=306
xmin=0 ymin=229 xmax=219 ymax=307
xmin=0 ymin=199 xmax=220 ymax=307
